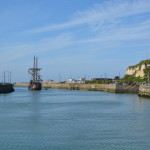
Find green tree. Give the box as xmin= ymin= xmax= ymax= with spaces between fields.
xmin=144 ymin=66 xmax=150 ymax=82
xmin=114 ymin=76 xmax=120 ymax=80
xmin=120 ymin=75 xmax=146 ymax=83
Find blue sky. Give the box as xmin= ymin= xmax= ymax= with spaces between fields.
xmin=0 ymin=0 xmax=150 ymax=82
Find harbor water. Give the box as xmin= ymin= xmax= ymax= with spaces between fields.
xmin=0 ymin=87 xmax=150 ymax=150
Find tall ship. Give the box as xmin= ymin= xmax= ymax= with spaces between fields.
xmin=28 ymin=56 xmax=42 ymax=90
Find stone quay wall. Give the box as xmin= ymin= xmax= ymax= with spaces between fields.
xmin=43 ymin=83 xmax=139 ymax=93
xmin=138 ymin=85 xmax=150 ymax=97
xmin=14 ymin=83 xmax=150 ymax=97
xmin=115 ymin=85 xmax=139 ymax=93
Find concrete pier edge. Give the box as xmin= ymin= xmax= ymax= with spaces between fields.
xmin=14 ymin=83 xmax=150 ymax=98
xmin=42 ymin=83 xmax=139 ymax=94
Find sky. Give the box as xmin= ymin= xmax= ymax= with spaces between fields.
xmin=0 ymin=0 xmax=150 ymax=82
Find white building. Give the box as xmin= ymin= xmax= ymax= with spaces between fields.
xmin=67 ymin=78 xmax=86 ymax=83
xmin=42 ymin=80 xmax=59 ymax=84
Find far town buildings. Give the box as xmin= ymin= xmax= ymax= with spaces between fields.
xmin=67 ymin=78 xmax=86 ymax=83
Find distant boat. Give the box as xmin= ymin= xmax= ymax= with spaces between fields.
xmin=28 ymin=56 xmax=42 ymax=90
xmin=0 ymin=83 xmax=14 ymax=93
xmin=0 ymin=71 xmax=14 ymax=93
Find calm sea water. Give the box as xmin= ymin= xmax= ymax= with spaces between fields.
xmin=0 ymin=87 xmax=150 ymax=150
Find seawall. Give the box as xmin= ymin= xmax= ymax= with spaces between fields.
xmin=115 ymin=84 xmax=139 ymax=93
xmin=14 ymin=82 xmax=150 ymax=97
xmin=43 ymin=83 xmax=116 ymax=92
xmin=138 ymin=85 xmax=150 ymax=97
xmin=43 ymin=83 xmax=139 ymax=93
xmin=14 ymin=83 xmax=28 ymax=87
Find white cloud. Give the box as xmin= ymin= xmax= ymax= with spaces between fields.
xmin=20 ymin=0 xmax=150 ymax=50
xmin=23 ymin=0 xmax=150 ymax=34
xmin=0 ymin=33 xmax=73 ymax=64
xmin=1 ymin=0 xmax=150 ymax=67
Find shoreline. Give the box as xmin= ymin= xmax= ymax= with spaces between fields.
xmin=14 ymin=83 xmax=150 ymax=97
xmin=42 ymin=83 xmax=139 ymax=93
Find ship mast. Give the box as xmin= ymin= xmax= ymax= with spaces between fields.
xmin=28 ymin=56 xmax=42 ymax=83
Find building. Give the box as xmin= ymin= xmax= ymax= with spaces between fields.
xmin=42 ymin=80 xmax=59 ymax=84
xmin=91 ymin=78 xmax=113 ymax=81
xmin=67 ymin=78 xmax=86 ymax=83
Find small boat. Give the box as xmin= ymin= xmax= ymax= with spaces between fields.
xmin=28 ymin=56 xmax=42 ymax=90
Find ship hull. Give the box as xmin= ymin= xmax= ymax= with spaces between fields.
xmin=0 ymin=83 xmax=15 ymax=93
xmin=28 ymin=82 xmax=42 ymax=90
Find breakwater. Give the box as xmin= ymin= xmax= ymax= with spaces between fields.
xmin=14 ymin=83 xmax=150 ymax=97
xmin=43 ymin=83 xmax=139 ymax=93
xmin=138 ymin=85 xmax=150 ymax=97
xmin=14 ymin=82 xmax=28 ymax=87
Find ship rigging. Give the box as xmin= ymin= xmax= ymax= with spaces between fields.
xmin=28 ymin=56 xmax=42 ymax=90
